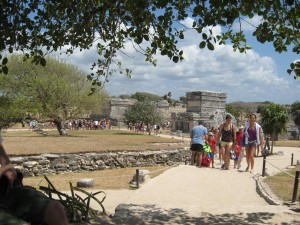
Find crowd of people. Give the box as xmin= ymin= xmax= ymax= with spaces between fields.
xmin=66 ymin=119 xmax=112 ymax=130
xmin=190 ymin=113 xmax=270 ymax=173
xmin=127 ymin=121 xmax=170 ymax=135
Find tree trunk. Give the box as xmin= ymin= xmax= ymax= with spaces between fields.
xmin=53 ymin=118 xmax=67 ymax=136
xmin=271 ymin=131 xmax=275 ymax=154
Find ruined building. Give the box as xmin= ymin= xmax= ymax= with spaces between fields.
xmin=171 ymin=91 xmax=227 ymax=133
xmin=109 ymin=98 xmax=169 ymax=126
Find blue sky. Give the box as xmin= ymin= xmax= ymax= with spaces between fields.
xmin=62 ymin=16 xmax=300 ymax=105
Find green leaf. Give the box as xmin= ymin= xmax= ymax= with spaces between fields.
xmin=161 ymin=49 xmax=168 ymax=55
xmin=199 ymin=41 xmax=206 ymax=49
xmin=2 ymin=65 xmax=8 ymax=74
xmin=173 ymin=56 xmax=179 ymax=63
xmin=134 ymin=37 xmax=143 ymax=45
xmin=2 ymin=57 xmax=8 ymax=65
xmin=179 ymin=32 xmax=184 ymax=39
xmin=40 ymin=58 xmax=46 ymax=67
xmin=291 ymin=63 xmax=295 ymax=69
xmin=207 ymin=41 xmax=214 ymax=50
xmin=202 ymin=33 xmax=208 ymax=40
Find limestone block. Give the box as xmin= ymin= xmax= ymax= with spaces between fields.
xmin=28 ymin=156 xmax=45 ymax=160
xmin=10 ymin=157 xmax=25 ymax=164
xmin=23 ymin=161 xmax=38 ymax=168
xmin=42 ymin=154 xmax=60 ymax=159
xmin=39 ymin=160 xmax=50 ymax=165
xmin=277 ymin=151 xmax=284 ymax=156
xmin=77 ymin=178 xmax=94 ymax=188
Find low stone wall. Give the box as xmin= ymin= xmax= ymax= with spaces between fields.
xmin=10 ymin=149 xmax=191 ymax=177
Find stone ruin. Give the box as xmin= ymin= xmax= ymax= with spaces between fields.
xmin=109 ymin=98 xmax=138 ymax=121
xmin=109 ymin=98 xmax=170 ymax=126
xmin=171 ymin=91 xmax=229 ymax=133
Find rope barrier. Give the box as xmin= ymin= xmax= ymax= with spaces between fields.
xmin=265 ymin=159 xmax=296 ymax=178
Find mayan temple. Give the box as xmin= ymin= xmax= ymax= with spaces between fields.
xmin=171 ymin=91 xmax=227 ymax=132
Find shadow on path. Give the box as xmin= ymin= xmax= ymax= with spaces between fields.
xmin=97 ymin=204 xmax=300 ymax=225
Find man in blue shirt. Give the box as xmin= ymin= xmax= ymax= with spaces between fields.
xmin=190 ymin=120 xmax=208 ymax=167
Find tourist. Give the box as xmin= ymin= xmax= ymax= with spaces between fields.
xmin=256 ymin=131 xmax=264 ymax=157
xmin=153 ymin=124 xmax=157 ymax=135
xmin=190 ymin=120 xmax=208 ymax=167
xmin=208 ymin=132 xmax=216 ymax=168
xmin=0 ymin=136 xmax=68 ymax=225
xmin=216 ymin=114 xmax=237 ymax=170
xmin=235 ymin=125 xmax=245 ymax=169
xmin=263 ymin=133 xmax=271 ymax=154
xmin=156 ymin=124 xmax=160 ymax=135
xmin=244 ymin=113 xmax=264 ymax=173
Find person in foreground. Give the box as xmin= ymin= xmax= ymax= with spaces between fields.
xmin=0 ymin=135 xmax=68 ymax=225
xmin=244 ymin=114 xmax=264 ymax=173
xmin=216 ymin=114 xmax=237 ymax=170
xmin=190 ymin=120 xmax=208 ymax=167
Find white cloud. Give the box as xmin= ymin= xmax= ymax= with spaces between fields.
xmin=59 ymin=20 xmax=299 ymax=105
xmin=233 ymin=15 xmax=263 ymax=32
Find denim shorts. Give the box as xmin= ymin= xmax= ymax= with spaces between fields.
xmin=247 ymin=140 xmax=257 ymax=147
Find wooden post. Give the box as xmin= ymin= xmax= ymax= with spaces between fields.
xmin=292 ymin=170 xmax=300 ymax=202
xmin=136 ymin=169 xmax=140 ymax=189
xmin=291 ymin=153 xmax=294 ymax=166
xmin=262 ymin=154 xmax=266 ymax=177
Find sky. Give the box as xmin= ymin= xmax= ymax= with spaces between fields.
xmin=62 ymin=16 xmax=300 ymax=105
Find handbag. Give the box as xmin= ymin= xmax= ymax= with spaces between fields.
xmin=230 ymin=149 xmax=236 ymax=160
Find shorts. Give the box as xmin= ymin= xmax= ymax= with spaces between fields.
xmin=247 ymin=140 xmax=257 ymax=147
xmin=190 ymin=144 xmax=204 ymax=152
xmin=1 ymin=185 xmax=51 ymax=224
xmin=220 ymin=141 xmax=233 ymax=147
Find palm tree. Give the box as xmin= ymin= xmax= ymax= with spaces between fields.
xmin=291 ymin=101 xmax=300 ymax=139
xmin=261 ymin=103 xmax=289 ymax=154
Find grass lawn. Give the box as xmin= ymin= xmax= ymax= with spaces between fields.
xmin=265 ymin=167 xmax=300 ymax=202
xmin=23 ymin=165 xmax=173 ymax=191
xmin=1 ymin=128 xmax=186 ymax=156
xmin=1 ymin=128 xmax=185 ymax=190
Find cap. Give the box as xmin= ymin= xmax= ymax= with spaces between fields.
xmin=208 ymin=132 xmax=214 ymax=136
xmin=239 ymin=125 xmax=244 ymax=129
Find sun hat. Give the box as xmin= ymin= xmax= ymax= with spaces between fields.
xmin=239 ymin=125 xmax=244 ymax=129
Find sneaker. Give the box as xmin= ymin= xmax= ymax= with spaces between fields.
xmin=250 ymin=169 xmax=254 ymax=174
xmin=237 ymin=165 xmax=241 ymax=169
xmin=221 ymin=164 xmax=225 ymax=169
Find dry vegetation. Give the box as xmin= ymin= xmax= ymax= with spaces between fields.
xmin=265 ymin=167 xmax=300 ymax=202
xmin=23 ymin=165 xmax=172 ymax=191
xmin=1 ymin=128 xmax=185 ymax=191
xmin=2 ymin=129 xmax=186 ymax=156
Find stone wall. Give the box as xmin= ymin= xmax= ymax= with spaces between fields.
xmin=10 ymin=149 xmax=190 ymax=177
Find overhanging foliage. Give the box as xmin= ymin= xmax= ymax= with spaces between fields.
xmin=0 ymin=0 xmax=299 ymax=84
